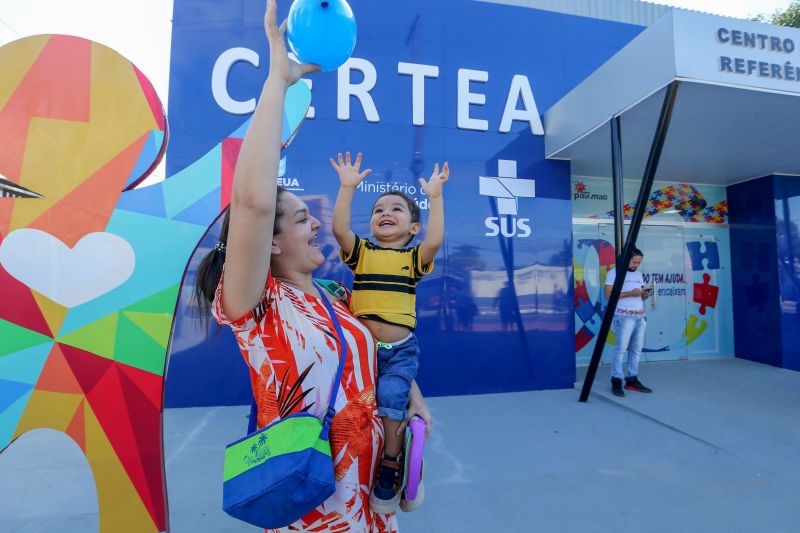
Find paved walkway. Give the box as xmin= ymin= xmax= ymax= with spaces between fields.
xmin=1 ymin=358 xmax=798 ymax=532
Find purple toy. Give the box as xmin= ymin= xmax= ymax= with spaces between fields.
xmin=400 ymin=416 xmax=426 ymax=511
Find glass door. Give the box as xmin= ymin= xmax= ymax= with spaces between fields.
xmin=599 ymin=224 xmax=689 ymax=361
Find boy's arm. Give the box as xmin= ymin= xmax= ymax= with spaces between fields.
xmin=331 ymin=151 xmax=372 ymax=256
xmin=418 ymin=162 xmax=449 ymax=265
xmin=333 ymin=186 xmax=357 ymax=255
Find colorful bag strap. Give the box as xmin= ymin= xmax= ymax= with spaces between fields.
xmin=245 ymin=281 xmax=349 ymax=439
xmin=313 ymin=280 xmax=349 ymax=440
xmin=313 ymin=278 xmax=347 ymax=302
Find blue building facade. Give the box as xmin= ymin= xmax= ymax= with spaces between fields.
xmin=729 ymin=175 xmax=800 ymax=372
xmin=164 ymin=0 xmax=799 ymax=407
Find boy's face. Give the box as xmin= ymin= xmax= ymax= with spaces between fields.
xmin=370 ymin=195 xmax=420 ymax=244
xmin=628 ymin=255 xmax=643 ymax=271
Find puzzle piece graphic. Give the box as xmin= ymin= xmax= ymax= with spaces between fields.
xmin=576 ymin=326 xmax=594 ymax=352
xmin=599 ymin=185 xmax=727 ymax=223
xmin=573 ymin=281 xmax=588 ymax=306
xmin=682 ymin=314 xmax=708 ymax=344
xmin=574 ymin=239 xmax=617 ymax=352
xmin=576 ymin=299 xmax=598 ymax=324
xmin=693 ymin=273 xmax=719 ymax=315
xmin=574 ymin=280 xmax=598 ymax=324
xmin=686 ymin=241 xmax=720 ymax=271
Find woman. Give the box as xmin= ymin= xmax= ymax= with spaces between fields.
xmin=194 ymin=2 xmax=430 ymax=531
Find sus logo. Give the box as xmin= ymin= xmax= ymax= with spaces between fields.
xmin=479 ymin=159 xmax=535 ymax=238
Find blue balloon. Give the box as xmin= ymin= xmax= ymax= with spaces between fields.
xmin=287 ymin=0 xmax=357 ymax=72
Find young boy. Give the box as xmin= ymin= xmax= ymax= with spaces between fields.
xmin=331 ymin=152 xmax=449 ymax=513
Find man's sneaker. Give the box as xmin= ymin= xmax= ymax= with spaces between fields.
xmin=624 ymin=376 xmax=653 ymax=393
xmin=611 ymin=377 xmax=625 ymax=397
xmin=369 ymin=455 xmax=402 ymax=513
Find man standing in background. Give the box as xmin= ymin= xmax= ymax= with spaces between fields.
xmin=604 ymin=248 xmax=653 ymax=397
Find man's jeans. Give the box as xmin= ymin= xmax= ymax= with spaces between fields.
xmin=612 ymin=315 xmax=646 ymax=379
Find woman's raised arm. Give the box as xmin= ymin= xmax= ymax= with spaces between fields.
xmin=221 ymin=0 xmax=318 ymax=320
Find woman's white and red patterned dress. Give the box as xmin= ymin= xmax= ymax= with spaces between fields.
xmin=213 ymin=271 xmax=398 ymax=532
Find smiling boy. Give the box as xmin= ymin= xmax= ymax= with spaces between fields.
xmin=331 ymin=151 xmax=449 ymax=513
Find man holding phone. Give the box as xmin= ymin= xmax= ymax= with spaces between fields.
xmin=604 ymin=247 xmax=653 ymax=397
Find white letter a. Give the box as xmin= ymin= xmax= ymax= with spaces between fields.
xmin=499 ymin=75 xmax=543 ymax=135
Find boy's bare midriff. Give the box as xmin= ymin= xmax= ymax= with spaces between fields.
xmin=360 ymin=317 xmax=412 ymax=344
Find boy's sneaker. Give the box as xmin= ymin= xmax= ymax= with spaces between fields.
xmin=624 ymin=376 xmax=653 ymax=393
xmin=611 ymin=377 xmax=625 ymax=397
xmin=369 ymin=455 xmax=402 ymax=513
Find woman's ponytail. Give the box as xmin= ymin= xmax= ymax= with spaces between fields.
xmin=194 ymin=208 xmax=231 ymax=320
xmin=193 ymin=186 xmax=288 ymax=323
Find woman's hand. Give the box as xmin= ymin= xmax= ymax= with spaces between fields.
xmin=264 ymin=0 xmax=319 ymax=87
xmin=330 ymin=152 xmax=373 ymax=189
xmin=398 ymin=381 xmax=432 ymax=438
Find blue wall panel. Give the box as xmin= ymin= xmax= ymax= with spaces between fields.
xmin=728 ymin=176 xmax=782 ymax=367
xmin=164 ymin=0 xmax=643 ymax=406
xmin=774 ymin=175 xmax=800 ymax=371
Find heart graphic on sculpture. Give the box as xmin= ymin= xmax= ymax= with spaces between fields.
xmin=0 ymin=229 xmax=135 ymax=308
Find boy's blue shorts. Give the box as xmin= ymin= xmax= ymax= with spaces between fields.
xmin=376 ymin=333 xmax=419 ymax=421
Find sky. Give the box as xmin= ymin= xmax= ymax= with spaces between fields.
xmin=0 ymin=0 xmax=795 ymax=182
xmin=660 ymin=0 xmax=792 ymax=18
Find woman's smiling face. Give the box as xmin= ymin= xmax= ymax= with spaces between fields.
xmin=271 ymin=192 xmax=324 ymax=273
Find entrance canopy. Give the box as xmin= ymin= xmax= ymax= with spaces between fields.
xmin=545 ymin=10 xmax=800 ymax=185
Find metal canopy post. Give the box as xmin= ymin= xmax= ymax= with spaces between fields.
xmin=579 ymin=81 xmax=681 ymax=403
xmin=611 ymin=116 xmax=625 ymax=261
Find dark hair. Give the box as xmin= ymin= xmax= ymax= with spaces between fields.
xmin=632 ymin=247 xmax=644 ymax=258
xmin=374 ymin=191 xmax=420 ymax=224
xmin=194 ymin=186 xmax=288 ymax=317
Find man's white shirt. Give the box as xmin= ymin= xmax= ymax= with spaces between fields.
xmin=605 ymin=268 xmax=645 ymax=316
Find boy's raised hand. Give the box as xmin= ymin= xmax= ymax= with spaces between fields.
xmin=419 ymin=162 xmax=450 ymax=198
xmin=330 ymin=152 xmax=372 ymax=189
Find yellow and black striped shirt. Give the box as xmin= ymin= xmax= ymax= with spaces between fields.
xmin=340 ymin=235 xmax=434 ymax=329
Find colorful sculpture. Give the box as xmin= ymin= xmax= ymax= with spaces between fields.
xmin=0 ymin=34 xmax=311 ymax=532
